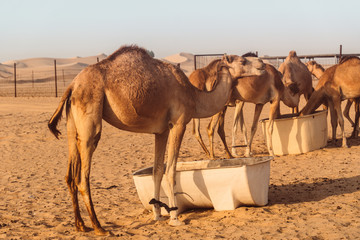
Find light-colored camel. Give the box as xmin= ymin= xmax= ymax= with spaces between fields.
xmin=48 ymin=46 xmax=265 ymax=235
xmin=278 ymin=51 xmax=313 ymax=113
xmin=300 ymin=56 xmax=360 ymax=147
xmin=191 ymin=60 xmax=299 ymax=158
xmin=306 ymin=60 xmax=359 ymax=135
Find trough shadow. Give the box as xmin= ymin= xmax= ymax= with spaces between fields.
xmin=268 ymin=175 xmax=360 ymax=205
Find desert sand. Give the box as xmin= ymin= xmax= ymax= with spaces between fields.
xmin=0 ymin=95 xmax=359 ymax=239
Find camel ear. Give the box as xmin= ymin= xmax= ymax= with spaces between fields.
xmin=222 ymin=54 xmax=231 ymax=63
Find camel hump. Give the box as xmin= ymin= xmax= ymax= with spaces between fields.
xmin=105 ymin=45 xmax=151 ymax=62
xmin=241 ymin=52 xmax=257 ymax=57
xmin=339 ymin=56 xmax=360 ymax=64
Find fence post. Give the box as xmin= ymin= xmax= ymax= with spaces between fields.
xmin=339 ymin=44 xmax=342 ymax=61
xmin=14 ymin=63 xmax=17 ymax=97
xmin=54 ymin=60 xmax=58 ymax=97
xmin=193 ymin=55 xmax=197 ymax=70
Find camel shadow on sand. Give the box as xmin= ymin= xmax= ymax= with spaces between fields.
xmin=321 ymin=135 xmax=360 ymax=149
xmin=268 ymin=175 xmax=360 ymax=205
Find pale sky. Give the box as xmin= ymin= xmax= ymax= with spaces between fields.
xmin=1 ymin=0 xmax=360 ymax=62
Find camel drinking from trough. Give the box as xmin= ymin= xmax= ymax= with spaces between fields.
xmin=190 ymin=55 xmax=298 ymax=158
xmin=48 ymin=46 xmax=265 ymax=235
xmin=278 ymin=51 xmax=314 ymax=113
xmin=306 ymin=60 xmax=359 ymax=137
xmin=300 ymin=56 xmax=360 ymax=147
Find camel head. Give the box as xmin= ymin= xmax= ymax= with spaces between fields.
xmin=222 ymin=54 xmax=265 ymax=79
xmin=305 ymin=60 xmax=325 ymax=73
xmin=282 ymin=83 xmax=300 ymax=108
xmin=289 ymin=51 xmax=297 ymax=57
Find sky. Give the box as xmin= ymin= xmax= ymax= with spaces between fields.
xmin=1 ymin=0 xmax=360 ymax=62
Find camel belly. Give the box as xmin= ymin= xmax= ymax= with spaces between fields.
xmin=102 ymin=93 xmax=170 ymax=134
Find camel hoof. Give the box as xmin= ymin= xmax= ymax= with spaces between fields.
xmin=169 ymin=218 xmax=185 ymax=226
xmin=244 ymin=148 xmax=254 ymax=158
xmin=232 ymin=152 xmax=240 ymax=158
xmin=75 ymin=224 xmax=91 ymax=233
xmin=154 ymin=215 xmax=167 ymax=221
xmin=94 ymin=227 xmax=112 ymax=236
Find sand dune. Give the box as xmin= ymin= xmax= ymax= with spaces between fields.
xmin=0 ymin=52 xmax=195 ymax=84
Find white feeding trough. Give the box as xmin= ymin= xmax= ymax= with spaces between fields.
xmin=133 ymin=156 xmax=272 ymax=215
xmin=260 ymin=110 xmax=327 ymax=156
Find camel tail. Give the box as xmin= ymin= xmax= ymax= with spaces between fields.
xmin=48 ymin=84 xmax=73 ymax=139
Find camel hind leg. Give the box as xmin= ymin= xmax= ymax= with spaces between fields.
xmin=68 ymin=101 xmax=109 ymax=236
xmin=350 ymin=98 xmax=360 ymax=138
xmin=65 ymin=111 xmax=89 ymax=233
xmin=343 ymin=99 xmax=354 ymax=127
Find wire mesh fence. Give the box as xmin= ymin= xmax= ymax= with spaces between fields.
xmin=0 ymin=68 xmax=79 ymax=97
xmin=0 ymin=60 xmax=94 ymax=97
xmin=1 ymin=50 xmax=360 ymax=97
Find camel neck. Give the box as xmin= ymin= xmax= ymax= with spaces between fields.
xmin=312 ymin=69 xmax=324 ymax=80
xmin=193 ymin=70 xmax=233 ymax=118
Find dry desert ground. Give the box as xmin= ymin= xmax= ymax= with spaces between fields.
xmin=0 ymin=96 xmax=359 ymax=239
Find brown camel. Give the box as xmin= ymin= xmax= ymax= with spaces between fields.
xmin=300 ymin=56 xmax=360 ymax=147
xmin=191 ymin=57 xmax=299 ymax=158
xmin=278 ymin=51 xmax=313 ymax=113
xmin=306 ymin=60 xmax=359 ymax=134
xmin=48 ymin=46 xmax=265 ymax=235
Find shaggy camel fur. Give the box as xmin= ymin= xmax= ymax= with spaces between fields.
xmin=306 ymin=60 xmax=359 ymax=136
xmin=279 ymin=51 xmax=313 ymax=113
xmin=48 ymin=46 xmax=265 ymax=235
xmin=191 ymin=58 xmax=299 ymax=158
xmin=300 ymin=56 xmax=360 ymax=147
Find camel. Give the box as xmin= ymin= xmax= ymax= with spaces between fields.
xmin=306 ymin=60 xmax=359 ymax=135
xmin=278 ymin=51 xmax=313 ymax=113
xmin=300 ymin=56 xmax=360 ymax=147
xmin=191 ymin=55 xmax=299 ymax=158
xmin=48 ymin=45 xmax=265 ymax=235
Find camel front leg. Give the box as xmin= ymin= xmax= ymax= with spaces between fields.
xmin=232 ymin=101 xmax=247 ymax=157
xmin=164 ymin=123 xmax=186 ymax=226
xmin=152 ymin=130 xmax=169 ymax=221
xmin=216 ymin=107 xmax=233 ymax=159
xmin=246 ymin=104 xmax=264 ymax=157
xmin=267 ymin=100 xmax=280 ymax=156
xmin=207 ymin=112 xmax=221 ymax=159
xmin=192 ymin=119 xmax=211 ymax=157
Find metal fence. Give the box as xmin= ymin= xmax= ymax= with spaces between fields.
xmin=193 ymin=45 xmax=360 ymax=70
xmin=0 ymin=60 xmax=97 ymax=97
xmin=2 ymin=46 xmax=360 ymax=97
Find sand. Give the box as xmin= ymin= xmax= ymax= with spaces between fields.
xmin=0 ymin=97 xmax=359 ymax=239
